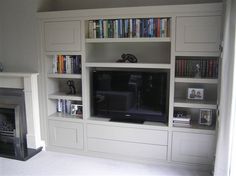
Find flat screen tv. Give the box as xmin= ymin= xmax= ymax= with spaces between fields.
xmin=92 ymin=70 xmax=169 ymax=124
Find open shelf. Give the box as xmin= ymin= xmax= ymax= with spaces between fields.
xmin=48 ymin=92 xmax=82 ymax=101
xmin=48 ymin=73 xmax=82 ymax=79
xmin=85 ymin=62 xmax=171 ymax=69
xmin=175 ymin=78 xmax=218 ymax=84
xmin=174 ymin=98 xmax=217 ymax=109
xmin=85 ymin=37 xmax=171 ymax=43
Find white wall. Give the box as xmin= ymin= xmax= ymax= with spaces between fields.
xmin=0 ymin=4 xmax=3 ymax=64
xmin=1 ymin=0 xmax=39 ymax=72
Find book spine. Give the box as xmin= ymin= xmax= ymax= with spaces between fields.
xmin=53 ymin=55 xmax=57 ymax=74
xmin=129 ymin=19 xmax=133 ymax=38
xmin=136 ymin=19 xmax=140 ymax=38
xmin=103 ymin=20 xmax=108 ymax=38
xmin=88 ymin=20 xmax=94 ymax=38
xmin=93 ymin=21 xmax=97 ymax=38
xmin=57 ymin=99 xmax=62 ymax=112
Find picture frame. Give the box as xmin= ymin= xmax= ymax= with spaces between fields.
xmin=71 ymin=104 xmax=83 ymax=118
xmin=199 ymin=109 xmax=212 ymax=126
xmin=187 ymin=88 xmax=204 ymax=100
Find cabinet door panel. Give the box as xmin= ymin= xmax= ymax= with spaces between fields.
xmin=88 ymin=138 xmax=167 ymax=160
xmin=44 ymin=21 xmax=81 ymax=52
xmin=176 ymin=16 xmax=221 ymax=52
xmin=87 ymin=124 xmax=168 ymax=145
xmin=172 ymin=132 xmax=215 ymax=164
xmin=49 ymin=120 xmax=83 ymax=149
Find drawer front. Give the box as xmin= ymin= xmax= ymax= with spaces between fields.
xmin=88 ymin=138 xmax=167 ymax=160
xmin=87 ymin=124 xmax=168 ymax=145
xmin=49 ymin=120 xmax=83 ymax=149
xmin=176 ymin=16 xmax=221 ymax=52
xmin=172 ymin=132 xmax=215 ymax=164
xmin=44 ymin=21 xmax=81 ymax=52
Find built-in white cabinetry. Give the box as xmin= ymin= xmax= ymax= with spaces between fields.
xmin=176 ymin=16 xmax=221 ymax=52
xmin=44 ymin=21 xmax=81 ymax=52
xmin=49 ymin=120 xmax=84 ymax=149
xmin=38 ymin=3 xmax=222 ymax=170
xmin=172 ymin=132 xmax=215 ymax=164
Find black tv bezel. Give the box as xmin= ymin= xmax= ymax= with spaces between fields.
xmin=91 ymin=69 xmax=170 ymax=124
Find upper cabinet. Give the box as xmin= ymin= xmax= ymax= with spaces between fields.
xmin=176 ymin=16 xmax=221 ymax=52
xmin=44 ymin=21 xmax=81 ymax=52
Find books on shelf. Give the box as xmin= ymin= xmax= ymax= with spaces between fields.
xmin=53 ymin=55 xmax=81 ymax=74
xmin=57 ymin=99 xmax=72 ymax=114
xmin=57 ymin=99 xmax=82 ymax=118
xmin=173 ymin=110 xmax=191 ymax=127
xmin=175 ymin=58 xmax=218 ymax=78
xmin=88 ymin=18 xmax=170 ymax=39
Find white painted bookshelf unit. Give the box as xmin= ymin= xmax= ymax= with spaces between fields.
xmin=38 ymin=3 xmax=222 ymax=170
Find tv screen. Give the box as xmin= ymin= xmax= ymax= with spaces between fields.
xmin=92 ymin=70 xmax=169 ymax=124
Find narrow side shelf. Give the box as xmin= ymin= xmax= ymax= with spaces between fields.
xmin=85 ymin=37 xmax=171 ymax=43
xmin=172 ymin=124 xmax=216 ymax=135
xmin=48 ymin=73 xmax=82 ymax=79
xmin=174 ymin=99 xmax=217 ymax=109
xmin=48 ymin=92 xmax=82 ymax=101
xmin=85 ymin=62 xmax=171 ymax=69
xmin=175 ymin=78 xmax=218 ymax=84
xmin=48 ymin=113 xmax=83 ymax=122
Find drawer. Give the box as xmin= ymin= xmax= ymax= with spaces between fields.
xmin=176 ymin=16 xmax=221 ymax=52
xmin=87 ymin=124 xmax=168 ymax=145
xmin=49 ymin=120 xmax=83 ymax=149
xmin=87 ymin=138 xmax=167 ymax=160
xmin=44 ymin=21 xmax=81 ymax=52
xmin=172 ymin=132 xmax=215 ymax=164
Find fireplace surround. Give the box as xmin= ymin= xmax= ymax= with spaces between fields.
xmin=0 ymin=72 xmax=43 ymax=161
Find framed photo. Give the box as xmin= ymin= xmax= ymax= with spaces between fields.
xmin=187 ymin=88 xmax=204 ymax=100
xmin=71 ymin=104 xmax=83 ymax=118
xmin=199 ymin=109 xmax=212 ymax=126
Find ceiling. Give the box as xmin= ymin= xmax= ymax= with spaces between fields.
xmin=38 ymin=0 xmax=222 ymax=11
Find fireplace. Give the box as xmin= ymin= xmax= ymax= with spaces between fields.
xmin=0 ymin=88 xmax=42 ymax=160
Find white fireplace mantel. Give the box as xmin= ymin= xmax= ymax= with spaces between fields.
xmin=0 ymin=72 xmax=44 ymax=149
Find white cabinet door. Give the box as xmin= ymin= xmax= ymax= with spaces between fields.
xmin=49 ymin=120 xmax=83 ymax=149
xmin=176 ymin=16 xmax=221 ymax=52
xmin=172 ymin=132 xmax=215 ymax=164
xmin=44 ymin=21 xmax=81 ymax=52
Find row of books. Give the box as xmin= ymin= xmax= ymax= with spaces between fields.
xmin=53 ymin=55 xmax=81 ymax=74
xmin=173 ymin=111 xmax=191 ymax=127
xmin=88 ymin=18 xmax=170 ymax=39
xmin=57 ymin=99 xmax=82 ymax=117
xmin=57 ymin=99 xmax=72 ymax=114
xmin=175 ymin=58 xmax=218 ymax=78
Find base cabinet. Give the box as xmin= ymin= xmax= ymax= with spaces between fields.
xmin=48 ymin=120 xmax=84 ymax=149
xmin=87 ymin=124 xmax=168 ymax=160
xmin=171 ymin=132 xmax=215 ymax=164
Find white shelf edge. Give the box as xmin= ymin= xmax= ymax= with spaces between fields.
xmin=85 ymin=62 xmax=171 ymax=69
xmin=171 ymin=126 xmax=216 ymax=135
xmin=48 ymin=73 xmax=82 ymax=79
xmin=48 ymin=93 xmax=82 ymax=101
xmin=175 ymin=78 xmax=218 ymax=84
xmin=85 ymin=37 xmax=171 ymax=43
xmin=174 ymin=101 xmax=217 ymax=109
xmin=48 ymin=113 xmax=83 ymax=122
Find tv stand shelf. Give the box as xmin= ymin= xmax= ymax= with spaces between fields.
xmin=85 ymin=62 xmax=171 ymax=69
xmin=38 ymin=3 xmax=222 ymax=170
